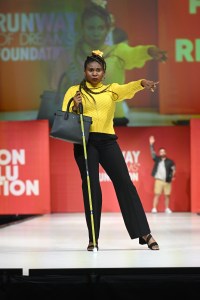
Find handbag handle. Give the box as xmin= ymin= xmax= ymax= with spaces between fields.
xmin=64 ymin=97 xmax=82 ymax=120
xmin=66 ymin=97 xmax=74 ymax=112
xmin=66 ymin=97 xmax=84 ymax=113
xmin=64 ymin=98 xmax=73 ymax=120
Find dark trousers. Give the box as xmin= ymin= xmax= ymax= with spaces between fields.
xmin=74 ymin=133 xmax=150 ymax=242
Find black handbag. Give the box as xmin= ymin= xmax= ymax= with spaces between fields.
xmin=50 ymin=98 xmax=92 ymax=144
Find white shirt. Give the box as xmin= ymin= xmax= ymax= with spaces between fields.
xmin=155 ymin=160 xmax=166 ymax=181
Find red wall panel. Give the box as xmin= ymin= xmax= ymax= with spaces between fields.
xmin=0 ymin=122 xmax=191 ymax=214
xmin=190 ymin=119 xmax=200 ymax=213
xmin=0 ymin=120 xmax=51 ymax=214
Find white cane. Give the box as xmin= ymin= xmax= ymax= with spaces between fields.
xmin=78 ymin=103 xmax=98 ymax=252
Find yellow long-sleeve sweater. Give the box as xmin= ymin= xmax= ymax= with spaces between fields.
xmin=62 ymin=80 xmax=144 ymax=134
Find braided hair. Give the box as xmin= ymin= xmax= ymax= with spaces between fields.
xmin=79 ymin=51 xmax=118 ymax=102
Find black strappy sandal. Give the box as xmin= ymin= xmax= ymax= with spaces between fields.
xmin=87 ymin=241 xmax=99 ymax=251
xmin=139 ymin=234 xmax=159 ymax=250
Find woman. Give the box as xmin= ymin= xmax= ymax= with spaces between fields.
xmin=62 ymin=50 xmax=159 ymax=251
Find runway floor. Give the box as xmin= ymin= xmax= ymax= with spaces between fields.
xmin=0 ymin=212 xmax=200 ymax=273
xmin=0 ymin=212 xmax=200 ymax=299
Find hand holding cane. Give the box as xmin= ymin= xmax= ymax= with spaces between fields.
xmin=78 ymin=102 xmax=98 ymax=252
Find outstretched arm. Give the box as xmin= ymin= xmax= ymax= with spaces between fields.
xmin=112 ymin=43 xmax=167 ymax=70
xmin=112 ymin=79 xmax=159 ymax=102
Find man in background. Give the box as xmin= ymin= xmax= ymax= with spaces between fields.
xmin=149 ymin=136 xmax=176 ymax=213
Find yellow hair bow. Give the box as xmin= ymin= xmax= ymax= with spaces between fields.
xmin=92 ymin=50 xmax=104 ymax=57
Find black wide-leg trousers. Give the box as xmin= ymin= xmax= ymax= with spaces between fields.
xmin=74 ymin=133 xmax=150 ymax=242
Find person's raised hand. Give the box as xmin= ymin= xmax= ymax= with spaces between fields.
xmin=149 ymin=136 xmax=155 ymax=145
